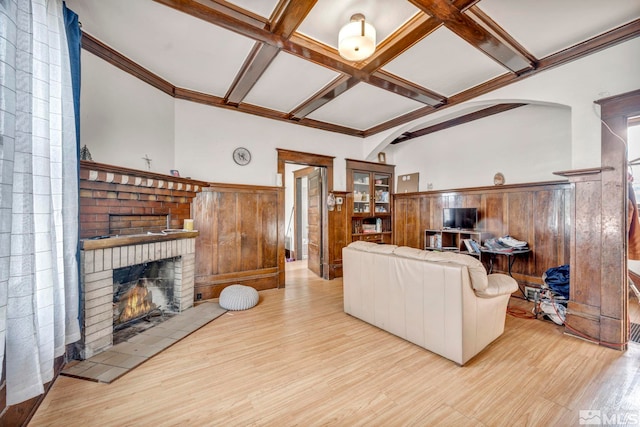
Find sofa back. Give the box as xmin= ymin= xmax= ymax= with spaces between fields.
xmin=346 ymin=241 xmax=488 ymax=291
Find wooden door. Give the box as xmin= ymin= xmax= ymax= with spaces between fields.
xmin=307 ymin=168 xmax=323 ymax=277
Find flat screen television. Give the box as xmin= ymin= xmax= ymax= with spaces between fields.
xmin=443 ymin=207 xmax=478 ymax=230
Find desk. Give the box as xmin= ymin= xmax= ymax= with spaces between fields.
xmin=481 ymin=248 xmax=531 ymax=276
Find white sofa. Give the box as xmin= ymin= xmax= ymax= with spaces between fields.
xmin=342 ymin=241 xmax=518 ymax=365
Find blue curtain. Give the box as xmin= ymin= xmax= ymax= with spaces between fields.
xmin=63 ymin=2 xmax=81 ymax=147
xmin=63 ymin=1 xmax=83 ymax=329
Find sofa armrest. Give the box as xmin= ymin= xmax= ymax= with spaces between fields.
xmin=474 ymin=273 xmax=518 ymax=298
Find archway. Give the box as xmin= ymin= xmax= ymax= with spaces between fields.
xmin=363 ymin=99 xmax=573 ymax=163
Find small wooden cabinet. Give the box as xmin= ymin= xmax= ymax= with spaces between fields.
xmin=346 ymin=159 xmax=395 ymax=244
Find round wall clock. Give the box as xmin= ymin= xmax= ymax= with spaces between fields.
xmin=493 ymin=172 xmax=505 ymax=186
xmin=233 ymin=147 xmax=251 ymax=165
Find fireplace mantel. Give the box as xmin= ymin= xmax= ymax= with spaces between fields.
xmin=80 ymin=230 xmax=199 ymax=250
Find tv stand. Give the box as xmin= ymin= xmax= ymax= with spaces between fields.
xmin=424 ymin=229 xmax=491 ymax=259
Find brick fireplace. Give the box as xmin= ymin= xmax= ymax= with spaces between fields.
xmin=77 ymin=161 xmax=208 ymax=359
xmin=79 ymin=160 xmax=208 ymax=239
xmin=79 ymin=234 xmax=196 ymax=359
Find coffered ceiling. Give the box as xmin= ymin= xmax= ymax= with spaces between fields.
xmin=66 ymin=0 xmax=640 ymax=140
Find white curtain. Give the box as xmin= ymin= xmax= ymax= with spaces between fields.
xmin=0 ymin=0 xmax=80 ymax=405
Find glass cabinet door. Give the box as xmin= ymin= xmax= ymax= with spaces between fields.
xmin=373 ymin=173 xmax=391 ymax=214
xmin=352 ymin=171 xmax=370 ymax=214
xmin=346 ymin=159 xmax=395 ymax=244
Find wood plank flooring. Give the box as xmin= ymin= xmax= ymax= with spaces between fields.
xmin=30 ymin=261 xmax=640 ymax=426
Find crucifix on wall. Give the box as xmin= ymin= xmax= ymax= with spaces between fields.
xmin=142 ymin=154 xmax=152 ymax=170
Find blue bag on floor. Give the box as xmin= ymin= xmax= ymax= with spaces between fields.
xmin=543 ymin=264 xmax=570 ymax=299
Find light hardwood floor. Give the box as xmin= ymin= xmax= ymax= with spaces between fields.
xmin=30 ymin=261 xmax=640 ymax=426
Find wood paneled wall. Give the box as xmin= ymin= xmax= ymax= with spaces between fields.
xmin=393 ymin=181 xmax=572 ymax=286
xmin=556 ymin=171 xmax=608 ymax=343
xmin=328 ymin=191 xmax=350 ymax=279
xmin=193 ymin=184 xmax=281 ymax=299
xmin=562 ymin=88 xmax=640 ymax=349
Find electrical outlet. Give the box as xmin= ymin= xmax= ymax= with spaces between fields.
xmin=524 ymin=286 xmax=540 ymax=301
xmin=196 ymin=293 xmax=202 ymax=300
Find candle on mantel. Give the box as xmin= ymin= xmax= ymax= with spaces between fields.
xmin=184 ymin=219 xmax=194 ymax=231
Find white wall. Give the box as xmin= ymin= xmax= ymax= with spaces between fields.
xmin=474 ymin=37 xmax=640 ymax=169
xmin=390 ymin=104 xmax=571 ymax=190
xmin=365 ymin=37 xmax=640 ymax=188
xmin=80 ymin=52 xmax=362 ymax=188
xmin=173 ymin=100 xmax=362 ymax=189
xmin=80 ymin=52 xmax=175 ymax=174
xmin=80 ymin=37 xmax=639 ymax=191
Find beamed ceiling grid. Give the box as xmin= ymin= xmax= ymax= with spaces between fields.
xmin=72 ymin=0 xmax=640 ymax=141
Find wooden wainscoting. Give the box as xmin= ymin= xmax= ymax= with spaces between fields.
xmin=556 ymin=89 xmax=640 ymax=349
xmin=555 ymin=169 xmax=609 ymax=345
xmin=393 ymin=181 xmax=572 ymax=287
xmin=193 ymin=183 xmax=281 ymax=300
xmin=328 ymin=191 xmax=350 ymax=279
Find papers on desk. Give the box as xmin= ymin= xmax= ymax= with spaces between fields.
xmin=483 ymin=237 xmax=529 ymax=253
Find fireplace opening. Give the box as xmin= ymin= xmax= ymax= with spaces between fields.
xmin=112 ymin=257 xmax=180 ymax=344
xmin=114 ymin=278 xmax=163 ymax=328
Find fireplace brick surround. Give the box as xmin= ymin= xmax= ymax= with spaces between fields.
xmin=79 ymin=236 xmax=196 ymax=359
xmin=77 ymin=162 xmax=208 ymax=359
xmin=79 ymin=160 xmax=208 ymax=239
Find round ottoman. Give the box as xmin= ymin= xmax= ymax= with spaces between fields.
xmin=219 ymin=285 xmax=259 ymax=311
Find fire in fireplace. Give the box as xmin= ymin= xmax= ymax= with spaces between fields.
xmin=113 ymin=257 xmax=179 ymax=331
xmin=114 ymin=278 xmax=159 ymax=326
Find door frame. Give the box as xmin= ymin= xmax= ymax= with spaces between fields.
xmin=277 ymin=149 xmax=334 ymax=284
xmin=293 ymin=166 xmax=316 ymax=261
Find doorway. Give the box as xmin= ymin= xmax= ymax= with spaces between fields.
xmin=285 ymin=165 xmax=325 ymax=277
xmin=292 ymin=166 xmax=312 ymax=263
xmin=277 ymin=149 xmax=335 ymax=284
xmin=285 ymin=165 xmax=322 ymax=272
xmin=626 ymin=116 xmax=640 ymax=337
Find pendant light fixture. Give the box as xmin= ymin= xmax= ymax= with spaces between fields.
xmin=338 ymin=13 xmax=376 ymax=62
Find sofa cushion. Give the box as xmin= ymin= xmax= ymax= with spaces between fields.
xmin=393 ymin=246 xmax=430 ymax=260
xmin=366 ymin=243 xmax=398 ymax=254
xmin=347 ymin=241 xmax=397 ymax=254
xmin=475 ymin=273 xmax=519 ymax=298
xmin=347 ymin=241 xmax=378 ymax=251
xmin=424 ymin=251 xmax=489 ymax=291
